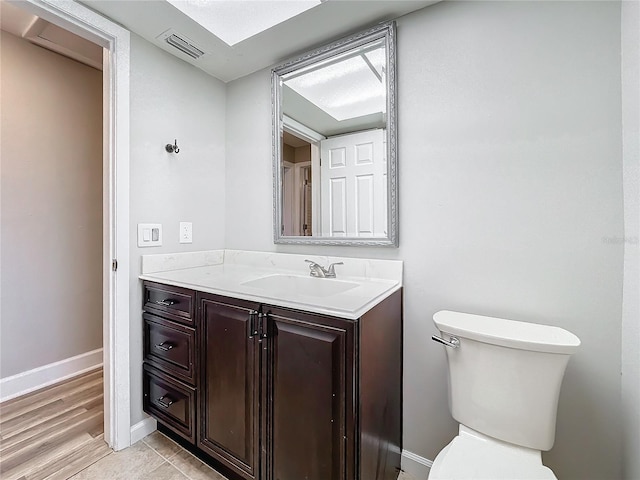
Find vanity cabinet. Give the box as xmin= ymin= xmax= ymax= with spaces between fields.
xmin=142 ymin=282 xmax=197 ymax=443
xmin=142 ymin=281 xmax=402 ymax=480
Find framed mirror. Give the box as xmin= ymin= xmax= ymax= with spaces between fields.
xmin=272 ymin=21 xmax=397 ymax=247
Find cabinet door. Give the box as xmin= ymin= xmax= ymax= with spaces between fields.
xmin=265 ymin=308 xmax=355 ymax=480
xmin=198 ymin=294 xmax=260 ymax=480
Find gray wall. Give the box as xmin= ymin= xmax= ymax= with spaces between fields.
xmin=621 ymin=1 xmax=640 ymax=478
xmin=225 ymin=2 xmax=624 ymax=479
xmin=128 ymin=33 xmax=227 ymax=425
xmin=0 ymin=31 xmax=103 ymax=378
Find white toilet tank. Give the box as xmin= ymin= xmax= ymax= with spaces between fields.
xmin=433 ymin=310 xmax=580 ymax=451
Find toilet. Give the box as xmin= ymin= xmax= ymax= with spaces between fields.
xmin=429 ymin=310 xmax=580 ymax=480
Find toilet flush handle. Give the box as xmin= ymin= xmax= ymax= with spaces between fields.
xmin=432 ymin=335 xmax=460 ymax=349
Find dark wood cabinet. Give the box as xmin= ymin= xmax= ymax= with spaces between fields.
xmin=143 ymin=282 xmax=198 ymax=444
xmin=143 ymin=364 xmax=196 ymax=443
xmin=198 ymin=294 xmax=261 ymax=480
xmin=265 ymin=308 xmax=354 ymax=480
xmin=142 ymin=280 xmax=402 ymax=480
xmin=144 ymin=282 xmax=195 ymax=326
xmin=144 ymin=313 xmax=196 ymax=384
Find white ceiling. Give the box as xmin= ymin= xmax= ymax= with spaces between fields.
xmin=79 ymin=0 xmax=438 ymax=83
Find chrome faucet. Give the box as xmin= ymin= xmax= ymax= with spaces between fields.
xmin=305 ymin=260 xmax=343 ymax=278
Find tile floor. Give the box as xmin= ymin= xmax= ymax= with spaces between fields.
xmin=69 ymin=430 xmax=418 ymax=480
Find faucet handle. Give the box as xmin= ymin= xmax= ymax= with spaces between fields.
xmin=305 ymin=259 xmax=324 ymax=277
xmin=326 ymin=262 xmax=343 ymax=276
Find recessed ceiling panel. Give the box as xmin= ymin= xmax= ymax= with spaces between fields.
xmin=166 ymin=0 xmax=321 ymax=46
xmin=79 ymin=0 xmax=439 ymax=82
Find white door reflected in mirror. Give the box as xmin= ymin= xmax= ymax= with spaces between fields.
xmin=320 ymin=129 xmax=386 ymax=238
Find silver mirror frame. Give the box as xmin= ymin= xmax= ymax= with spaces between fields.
xmin=271 ymin=21 xmax=398 ymax=247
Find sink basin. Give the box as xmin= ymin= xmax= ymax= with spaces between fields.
xmin=241 ymin=274 xmax=358 ymax=298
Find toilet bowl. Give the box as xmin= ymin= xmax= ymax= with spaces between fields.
xmin=429 ymin=310 xmax=580 ymax=480
xmin=429 ymin=425 xmax=555 ymax=480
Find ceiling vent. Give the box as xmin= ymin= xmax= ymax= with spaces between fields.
xmin=158 ymin=29 xmax=205 ymax=60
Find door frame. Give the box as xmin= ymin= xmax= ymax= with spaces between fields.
xmin=293 ymin=161 xmax=311 ymax=236
xmin=14 ymin=0 xmax=131 ymax=451
xmin=282 ymin=161 xmax=295 ymax=236
xmin=282 ymin=116 xmax=324 ymax=236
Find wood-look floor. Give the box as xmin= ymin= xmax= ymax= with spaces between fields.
xmin=0 ymin=368 xmax=110 ymax=480
xmin=0 ymin=368 xmax=418 ymax=480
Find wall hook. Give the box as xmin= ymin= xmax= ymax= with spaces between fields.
xmin=165 ymin=139 xmax=180 ymax=154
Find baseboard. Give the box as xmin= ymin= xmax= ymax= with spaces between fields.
xmin=130 ymin=416 xmax=157 ymax=445
xmin=0 ymin=348 xmax=103 ymax=403
xmin=401 ymin=449 xmax=433 ymax=480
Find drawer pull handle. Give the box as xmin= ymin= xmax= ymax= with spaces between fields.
xmin=155 ymin=299 xmax=177 ymax=306
xmin=155 ymin=342 xmax=174 ymax=351
xmin=157 ymin=395 xmax=173 ymax=408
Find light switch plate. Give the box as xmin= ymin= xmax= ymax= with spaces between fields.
xmin=138 ymin=223 xmax=162 ymax=247
xmin=179 ymin=222 xmax=193 ymax=244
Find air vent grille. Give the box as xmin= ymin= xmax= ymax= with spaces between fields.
xmin=164 ymin=33 xmax=205 ymax=59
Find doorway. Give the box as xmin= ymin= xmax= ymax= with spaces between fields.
xmin=0 ymin=0 xmax=132 ymax=451
xmin=282 ymin=130 xmax=320 ymax=237
xmin=1 ymin=0 xmax=103 ymax=417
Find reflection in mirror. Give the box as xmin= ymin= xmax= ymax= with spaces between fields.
xmin=272 ymin=21 xmax=397 ymax=246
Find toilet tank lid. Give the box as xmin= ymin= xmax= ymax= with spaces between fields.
xmin=433 ymin=310 xmax=580 ymax=354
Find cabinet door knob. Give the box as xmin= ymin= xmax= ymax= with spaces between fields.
xmin=157 ymin=395 xmax=174 ymax=408
xmin=155 ymin=342 xmax=174 ymax=351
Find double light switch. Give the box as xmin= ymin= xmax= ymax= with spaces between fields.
xmin=137 ymin=223 xmax=162 ymax=247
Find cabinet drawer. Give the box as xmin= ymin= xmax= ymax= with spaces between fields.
xmin=144 ymin=313 xmax=196 ymax=385
xmin=143 ymin=365 xmax=196 ymax=443
xmin=144 ymin=282 xmax=195 ymax=325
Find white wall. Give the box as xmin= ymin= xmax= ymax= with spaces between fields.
xmin=0 ymin=31 xmax=103 ymax=377
xmin=226 ymin=71 xmax=273 ymax=248
xmin=225 ymin=2 xmax=625 ymax=479
xmin=621 ymin=1 xmax=640 ymax=479
xmin=128 ymin=33 xmax=227 ymax=425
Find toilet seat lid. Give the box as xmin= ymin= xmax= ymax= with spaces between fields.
xmin=429 ymin=427 xmax=557 ymax=480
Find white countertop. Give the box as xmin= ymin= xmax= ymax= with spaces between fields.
xmin=139 ymin=250 xmax=402 ymax=320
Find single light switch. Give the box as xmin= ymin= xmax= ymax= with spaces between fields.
xmin=137 ymin=223 xmax=162 ymax=247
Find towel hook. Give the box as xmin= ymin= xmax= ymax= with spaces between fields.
xmin=165 ymin=139 xmax=180 ymax=154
